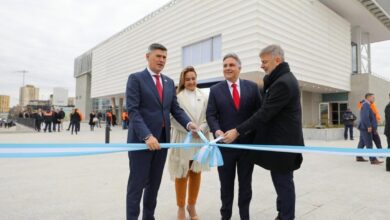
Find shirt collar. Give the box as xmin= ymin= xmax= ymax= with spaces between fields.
xmin=226 ymin=79 xmax=240 ymax=88
xmin=147 ymin=66 xmax=161 ymax=77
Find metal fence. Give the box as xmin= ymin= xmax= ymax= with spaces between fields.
xmin=15 ymin=118 xmax=36 ymax=129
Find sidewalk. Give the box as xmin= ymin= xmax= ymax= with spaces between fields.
xmin=0 ymin=123 xmax=389 ymax=220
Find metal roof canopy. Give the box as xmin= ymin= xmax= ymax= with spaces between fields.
xmin=320 ymin=0 xmax=390 ymax=43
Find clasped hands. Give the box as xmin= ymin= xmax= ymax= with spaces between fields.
xmin=215 ymin=129 xmax=239 ymax=144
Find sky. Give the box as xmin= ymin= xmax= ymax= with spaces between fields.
xmin=0 ymin=0 xmax=390 ymax=107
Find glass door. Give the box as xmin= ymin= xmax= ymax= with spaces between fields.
xmin=319 ymin=102 xmax=330 ymax=126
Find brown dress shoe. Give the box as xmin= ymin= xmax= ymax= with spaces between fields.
xmin=371 ymin=159 xmax=384 ymax=165
xmin=356 ymin=157 xmax=368 ymax=162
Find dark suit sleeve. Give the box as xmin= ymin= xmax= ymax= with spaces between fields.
xmin=126 ymin=74 xmax=151 ymax=140
xmin=170 ymin=82 xmax=191 ymax=129
xmin=255 ymin=86 xmax=262 ymax=109
xmin=237 ymin=81 xmax=290 ymax=135
xmin=206 ymin=88 xmax=221 ymax=134
xmin=361 ymin=103 xmax=371 ymax=129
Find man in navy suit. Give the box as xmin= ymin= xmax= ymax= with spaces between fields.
xmin=356 ymin=93 xmax=383 ymax=164
xmin=206 ymin=53 xmax=262 ymax=220
xmin=125 ymin=43 xmax=199 ymax=220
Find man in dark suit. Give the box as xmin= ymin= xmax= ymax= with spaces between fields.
xmin=356 ymin=93 xmax=382 ymax=164
xmin=224 ymin=45 xmax=303 ymax=220
xmin=126 ymin=43 xmax=198 ymax=220
xmin=206 ymin=53 xmax=262 ymax=220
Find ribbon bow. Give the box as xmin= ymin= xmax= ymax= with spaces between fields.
xmin=192 ymin=131 xmax=224 ymax=167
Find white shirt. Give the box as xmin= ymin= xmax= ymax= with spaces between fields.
xmin=226 ymin=79 xmax=241 ymax=98
xmin=183 ymin=89 xmax=197 ymax=108
xmin=147 ymin=66 xmax=163 ymax=88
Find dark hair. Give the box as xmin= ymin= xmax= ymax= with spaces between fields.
xmin=177 ymin=66 xmax=197 ymax=94
xmin=223 ymin=53 xmax=241 ymax=67
xmin=148 ymin=43 xmax=167 ymax=53
xmin=365 ymin=93 xmax=374 ymax=99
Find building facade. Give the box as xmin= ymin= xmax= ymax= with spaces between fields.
xmin=74 ymin=0 xmax=390 ymax=126
xmin=52 ymin=87 xmax=69 ymax=106
xmin=0 ymin=95 xmax=10 ymax=113
xmin=19 ymin=85 xmax=39 ymax=107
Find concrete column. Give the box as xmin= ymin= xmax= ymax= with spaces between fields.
xmin=366 ymin=32 xmax=372 ymax=74
xmin=354 ymin=26 xmax=362 ymax=74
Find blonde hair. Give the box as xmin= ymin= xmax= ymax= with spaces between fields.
xmin=177 ymin=66 xmax=197 ymax=94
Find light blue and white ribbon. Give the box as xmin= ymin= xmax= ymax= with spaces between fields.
xmin=1 ymin=133 xmax=390 ymax=164
xmin=192 ymin=132 xmax=224 ymax=167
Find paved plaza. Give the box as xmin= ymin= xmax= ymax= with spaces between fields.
xmin=0 ymin=123 xmax=389 ymax=220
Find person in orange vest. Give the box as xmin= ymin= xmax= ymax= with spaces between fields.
xmin=358 ymin=100 xmax=383 ymax=149
xmin=106 ymin=110 xmax=112 ymax=127
xmin=121 ymin=111 xmax=129 ymax=129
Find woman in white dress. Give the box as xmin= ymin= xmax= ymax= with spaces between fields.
xmin=169 ymin=66 xmax=210 ymax=220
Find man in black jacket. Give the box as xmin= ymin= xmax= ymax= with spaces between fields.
xmin=342 ymin=108 xmax=357 ymax=140
xmin=385 ymin=93 xmax=390 ymax=170
xmin=225 ymin=45 xmax=303 ymax=220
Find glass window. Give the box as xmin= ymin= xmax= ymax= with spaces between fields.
xmin=182 ymin=35 xmax=222 ymax=67
xmin=212 ymin=35 xmax=222 ymax=60
xmin=201 ymin=39 xmax=212 ymax=64
xmin=183 ymin=46 xmax=192 ymax=67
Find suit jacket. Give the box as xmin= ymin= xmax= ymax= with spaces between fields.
xmin=126 ymin=68 xmax=191 ymax=143
xmin=237 ymin=62 xmax=304 ymax=172
xmin=206 ymin=79 xmax=262 ymax=144
xmin=384 ymin=102 xmax=390 ymax=136
xmin=358 ymin=101 xmax=377 ymax=131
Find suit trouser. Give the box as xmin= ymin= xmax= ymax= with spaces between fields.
xmin=373 ymin=131 xmax=382 ymax=149
xmin=126 ymin=129 xmax=166 ymax=220
xmin=271 ymin=171 xmax=295 ymax=220
xmin=218 ymin=148 xmax=254 ymax=220
xmin=357 ymin=130 xmax=376 ymax=161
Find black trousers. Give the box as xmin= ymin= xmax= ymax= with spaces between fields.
xmin=373 ymin=131 xmax=382 ymax=149
xmin=271 ymin=171 xmax=295 ymax=220
xmin=44 ymin=121 xmax=51 ymax=132
xmin=218 ymin=148 xmax=254 ymax=220
xmin=126 ymin=129 xmax=166 ymax=220
xmin=386 ymin=136 xmax=390 ymax=171
xmin=344 ymin=125 xmax=353 ymax=139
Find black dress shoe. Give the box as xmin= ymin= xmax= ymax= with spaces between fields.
xmin=371 ymin=159 xmax=384 ymax=165
xmin=356 ymin=157 xmax=368 ymax=162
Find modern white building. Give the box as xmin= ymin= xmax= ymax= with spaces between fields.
xmin=74 ymin=0 xmax=390 ymax=126
xmin=52 ymin=87 xmax=69 ymax=106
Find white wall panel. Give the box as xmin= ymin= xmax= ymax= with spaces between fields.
xmin=89 ymin=0 xmax=352 ymax=98
xmin=256 ymin=0 xmax=351 ymax=91
xmin=91 ymin=0 xmax=260 ymax=98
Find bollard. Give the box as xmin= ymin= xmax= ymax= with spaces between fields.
xmin=387 ymin=157 xmax=390 ymax=171
xmin=105 ymin=122 xmax=110 ymax=144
